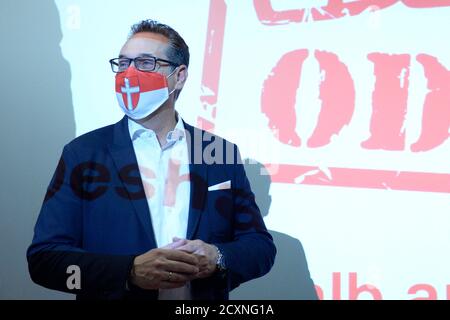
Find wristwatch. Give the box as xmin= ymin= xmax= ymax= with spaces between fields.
xmin=214 ymin=246 xmax=227 ymax=272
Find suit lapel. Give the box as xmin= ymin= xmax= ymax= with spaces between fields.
xmin=107 ymin=116 xmax=157 ymax=247
xmin=184 ymin=122 xmax=208 ymax=240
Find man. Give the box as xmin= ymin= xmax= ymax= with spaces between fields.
xmin=27 ymin=19 xmax=276 ymax=300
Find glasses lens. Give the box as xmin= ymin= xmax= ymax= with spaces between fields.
xmin=135 ymin=57 xmax=156 ymax=71
xmin=110 ymin=59 xmax=118 ymax=72
xmin=117 ymin=58 xmax=131 ymax=72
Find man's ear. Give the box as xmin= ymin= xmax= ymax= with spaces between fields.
xmin=174 ymin=65 xmax=188 ymax=90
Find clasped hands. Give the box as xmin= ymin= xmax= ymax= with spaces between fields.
xmin=129 ymin=238 xmax=219 ymax=290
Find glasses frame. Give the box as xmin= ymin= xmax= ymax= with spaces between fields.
xmin=109 ymin=56 xmax=179 ymax=73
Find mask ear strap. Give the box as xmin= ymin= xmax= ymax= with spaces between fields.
xmin=167 ymin=66 xmax=179 ymax=96
xmin=167 ymin=66 xmax=178 ymax=79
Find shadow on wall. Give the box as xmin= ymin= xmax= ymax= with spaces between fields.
xmin=0 ymin=0 xmax=75 ymax=299
xmin=230 ymin=159 xmax=318 ymax=300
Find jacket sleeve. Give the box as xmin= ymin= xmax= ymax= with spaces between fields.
xmin=215 ymin=145 xmax=277 ymax=291
xmin=27 ymin=144 xmax=135 ymax=299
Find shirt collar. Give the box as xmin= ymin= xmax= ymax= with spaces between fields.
xmin=128 ymin=113 xmax=186 ymax=146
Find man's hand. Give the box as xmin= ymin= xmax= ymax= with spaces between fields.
xmin=129 ymin=243 xmax=201 ymax=290
xmin=172 ymin=237 xmax=218 ymax=279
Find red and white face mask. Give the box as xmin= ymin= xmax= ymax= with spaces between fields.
xmin=115 ymin=66 xmax=176 ymax=120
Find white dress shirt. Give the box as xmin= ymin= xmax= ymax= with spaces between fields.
xmin=128 ymin=114 xmax=191 ymax=300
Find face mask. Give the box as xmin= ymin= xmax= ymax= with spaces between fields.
xmin=115 ymin=66 xmax=176 ymax=120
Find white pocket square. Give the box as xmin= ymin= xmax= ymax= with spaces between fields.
xmin=208 ymin=180 xmax=231 ymax=191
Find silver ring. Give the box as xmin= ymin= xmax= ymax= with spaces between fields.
xmin=167 ymin=272 xmax=173 ymax=282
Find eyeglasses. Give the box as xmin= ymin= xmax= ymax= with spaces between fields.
xmin=109 ymin=56 xmax=179 ymax=73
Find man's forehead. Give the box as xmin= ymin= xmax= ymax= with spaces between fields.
xmin=131 ymin=31 xmax=169 ymax=43
xmin=120 ymin=32 xmax=169 ymax=57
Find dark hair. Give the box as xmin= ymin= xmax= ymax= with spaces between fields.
xmin=129 ymin=19 xmax=189 ymax=68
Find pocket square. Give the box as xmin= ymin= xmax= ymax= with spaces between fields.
xmin=208 ymin=180 xmax=231 ymax=191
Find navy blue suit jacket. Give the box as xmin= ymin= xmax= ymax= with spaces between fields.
xmin=27 ymin=116 xmax=276 ymax=300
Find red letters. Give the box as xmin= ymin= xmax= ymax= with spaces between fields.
xmin=362 ymin=53 xmax=410 ymax=150
xmin=408 ymin=284 xmax=438 ymax=300
xmin=411 ymin=55 xmax=450 ymax=152
xmin=308 ymin=51 xmax=355 ymax=148
xmin=261 ymin=49 xmax=308 ymax=146
xmin=262 ymin=50 xmax=449 ymax=152
xmin=349 ymin=272 xmax=383 ymax=300
xmin=253 ymin=0 xmax=450 ymax=25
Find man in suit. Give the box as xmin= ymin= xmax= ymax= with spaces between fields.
xmin=27 ymin=19 xmax=276 ymax=300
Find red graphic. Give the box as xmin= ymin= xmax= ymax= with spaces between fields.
xmin=253 ymin=0 xmax=450 ymax=25
xmin=349 ymin=272 xmax=383 ymax=300
xmin=267 ymin=164 xmax=450 ymax=194
xmin=308 ymin=51 xmax=355 ymax=148
xmin=261 ymin=49 xmax=308 ymax=146
xmin=408 ymin=284 xmax=438 ymax=300
xmin=412 ymin=54 xmax=450 ymax=152
xmin=197 ymin=0 xmax=227 ymax=132
xmin=362 ymin=53 xmax=411 ymax=150
xmin=261 ymin=50 xmax=450 ymax=153
xmin=315 ymin=272 xmax=382 ymax=300
xmin=199 ymin=0 xmax=450 ymax=194
xmin=315 ymin=272 xmax=450 ymax=299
